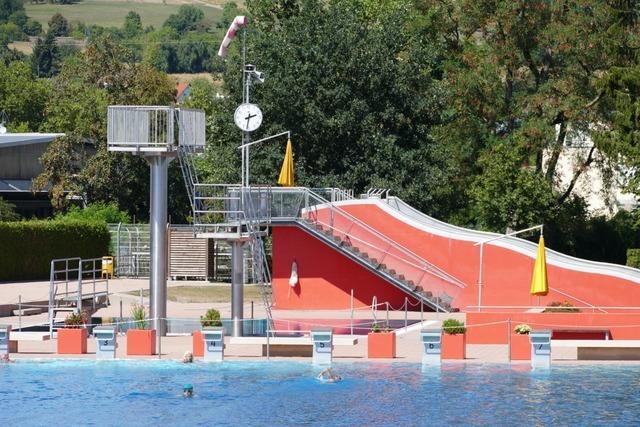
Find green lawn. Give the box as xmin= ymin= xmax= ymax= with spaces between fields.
xmin=126 ymin=285 xmax=264 ymax=303
xmin=25 ymin=0 xmax=222 ymax=29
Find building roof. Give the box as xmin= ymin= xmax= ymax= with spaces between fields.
xmin=176 ymin=82 xmax=190 ymax=101
xmin=0 ymin=133 xmax=65 ymax=149
xmin=0 ymin=179 xmax=43 ymax=193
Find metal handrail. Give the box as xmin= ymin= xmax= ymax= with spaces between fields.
xmin=300 ymin=189 xmax=467 ymax=289
xmin=313 ymin=219 xmax=464 ymax=290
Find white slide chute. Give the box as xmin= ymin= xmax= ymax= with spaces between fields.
xmin=218 ymin=15 xmax=248 ymax=57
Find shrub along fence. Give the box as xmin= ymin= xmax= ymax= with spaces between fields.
xmin=627 ymin=249 xmax=640 ymax=269
xmin=0 ymin=220 xmax=110 ymax=281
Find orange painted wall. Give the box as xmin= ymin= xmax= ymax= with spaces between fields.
xmin=466 ymin=312 xmax=640 ymax=344
xmin=330 ymin=203 xmax=640 ymax=311
xmin=271 ymin=225 xmax=420 ymax=310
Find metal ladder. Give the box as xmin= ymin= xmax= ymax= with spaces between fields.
xmin=243 ymin=190 xmax=275 ymax=332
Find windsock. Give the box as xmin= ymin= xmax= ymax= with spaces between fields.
xmin=218 ymin=15 xmax=247 ymax=57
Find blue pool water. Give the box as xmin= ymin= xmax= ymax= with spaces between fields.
xmin=1 ymin=361 xmax=639 ymax=426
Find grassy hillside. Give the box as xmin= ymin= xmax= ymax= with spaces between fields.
xmin=25 ymin=0 xmax=224 ymax=29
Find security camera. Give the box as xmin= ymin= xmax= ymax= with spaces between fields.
xmin=245 ymin=64 xmax=256 ymax=72
xmin=252 ymin=71 xmax=265 ymax=83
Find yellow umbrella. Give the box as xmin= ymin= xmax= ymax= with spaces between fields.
xmin=530 ymin=235 xmax=549 ymax=296
xmin=277 ymin=138 xmax=295 ymax=187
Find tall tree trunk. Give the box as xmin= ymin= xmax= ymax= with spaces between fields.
xmin=558 ymin=145 xmax=596 ymax=204
xmin=545 ymin=120 xmax=567 ymax=181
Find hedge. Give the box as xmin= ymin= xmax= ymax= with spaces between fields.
xmin=0 ymin=220 xmax=110 ymax=281
xmin=627 ymin=249 xmax=640 ymax=269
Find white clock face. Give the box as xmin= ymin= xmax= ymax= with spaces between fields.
xmin=234 ymin=103 xmax=263 ymax=132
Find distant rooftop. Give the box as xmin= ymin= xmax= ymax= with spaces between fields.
xmin=0 ymin=133 xmax=65 ymax=149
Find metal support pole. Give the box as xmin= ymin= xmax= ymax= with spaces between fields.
xmin=478 ymin=243 xmax=484 ymax=312
xmin=350 ymin=289 xmax=354 ymax=336
xmin=386 ymin=302 xmax=389 ymax=329
xmin=231 ymin=241 xmax=244 ymax=337
xmin=148 ymin=155 xmax=170 ymax=344
xmin=18 ymin=295 xmax=22 ymax=331
xmin=404 ymin=297 xmax=408 ymax=329
xmin=508 ymin=318 xmax=512 ymax=363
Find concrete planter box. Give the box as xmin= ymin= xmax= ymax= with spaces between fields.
xmin=57 ymin=328 xmax=87 ymax=354
xmin=367 ymin=331 xmax=396 ymax=358
xmin=442 ymin=333 xmax=466 ymax=359
xmin=127 ymin=329 xmax=156 ymax=355
xmin=510 ymin=333 xmax=531 ymax=361
xmin=192 ymin=330 xmax=204 ymax=357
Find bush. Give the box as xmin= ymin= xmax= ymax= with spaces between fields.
xmin=56 ymin=202 xmax=131 ymax=224
xmin=442 ymin=318 xmax=466 ymax=335
xmin=0 ymin=220 xmax=110 ymax=281
xmin=514 ymin=324 xmax=531 ymax=334
xmin=627 ymin=249 xmax=640 ymax=269
xmin=200 ymin=308 xmax=222 ymax=327
xmin=131 ymin=304 xmax=148 ymax=330
xmin=543 ymin=301 xmax=581 ymax=313
xmin=64 ymin=310 xmax=88 ymax=328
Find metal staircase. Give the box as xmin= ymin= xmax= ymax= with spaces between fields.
xmin=48 ymin=257 xmax=110 ymax=337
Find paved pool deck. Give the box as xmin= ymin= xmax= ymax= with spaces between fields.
xmin=3 ymin=278 xmax=640 ymax=364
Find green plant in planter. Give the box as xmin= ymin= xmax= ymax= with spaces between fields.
xmin=131 ymin=303 xmax=149 ymax=330
xmin=371 ymin=322 xmax=381 ymax=333
xmin=200 ymin=308 xmax=222 ymax=327
xmin=442 ymin=318 xmax=466 ymax=335
xmin=543 ymin=301 xmax=580 ymax=313
xmin=64 ymin=311 xmax=88 ymax=328
xmin=514 ymin=324 xmax=531 ymax=335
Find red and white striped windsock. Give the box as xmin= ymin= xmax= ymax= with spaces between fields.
xmin=218 ymin=15 xmax=248 ymax=57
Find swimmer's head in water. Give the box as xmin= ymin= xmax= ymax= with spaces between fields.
xmin=183 ymin=383 xmax=194 ymax=397
xmin=182 ymin=351 xmax=194 ymax=363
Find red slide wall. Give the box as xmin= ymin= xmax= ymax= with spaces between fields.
xmin=271 ymin=226 xmax=418 ymax=310
xmin=271 ymin=200 xmax=640 ymax=312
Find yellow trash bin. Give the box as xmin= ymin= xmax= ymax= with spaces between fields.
xmin=102 ymin=256 xmax=114 ymax=279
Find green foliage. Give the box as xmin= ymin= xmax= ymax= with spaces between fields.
xmin=31 ymin=32 xmax=59 ymax=77
xmin=0 ymin=197 xmax=19 ymax=221
xmin=123 ymin=11 xmax=142 ymax=38
xmin=212 ymin=0 xmax=448 ymax=204
xmin=56 ymin=202 xmax=131 ymax=224
xmin=130 ymin=303 xmax=148 ymax=330
xmin=47 ymin=13 xmax=69 ymax=37
xmin=514 ymin=324 xmax=531 ymax=335
xmin=543 ymin=301 xmax=581 ymax=313
xmin=64 ymin=310 xmax=88 ymax=328
xmin=163 ymin=5 xmax=204 ymax=34
xmin=0 ymin=61 xmax=50 ymax=131
xmin=0 ymin=0 xmax=23 ymax=24
xmin=627 ymin=249 xmax=640 ymax=269
xmin=0 ymin=220 xmax=110 ymax=281
xmin=469 ymin=142 xmax=557 ymax=231
xmin=442 ymin=318 xmax=466 ymax=335
xmin=200 ymin=308 xmax=222 ymax=327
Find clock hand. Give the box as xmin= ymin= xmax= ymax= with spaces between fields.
xmin=245 ymin=113 xmax=257 ymax=128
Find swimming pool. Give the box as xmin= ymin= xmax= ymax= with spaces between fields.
xmin=1 ymin=361 xmax=639 ymax=426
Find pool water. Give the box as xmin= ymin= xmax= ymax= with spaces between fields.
xmin=2 ymin=361 xmax=639 ymax=426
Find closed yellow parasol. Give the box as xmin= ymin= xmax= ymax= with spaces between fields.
xmin=530 ymin=235 xmax=549 ymax=296
xmin=277 ymin=138 xmax=295 ymax=187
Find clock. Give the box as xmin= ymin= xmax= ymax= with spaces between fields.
xmin=234 ymin=103 xmax=263 ymax=132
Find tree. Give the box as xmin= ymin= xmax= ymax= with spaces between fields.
xmin=123 ymin=11 xmax=142 ymax=38
xmin=36 ymin=35 xmax=185 ymax=220
xmin=31 ymin=32 xmax=59 ymax=77
xmin=0 ymin=197 xmax=19 ymax=221
xmin=0 ymin=61 xmax=50 ymax=130
xmin=206 ymin=0 xmax=450 ymax=210
xmin=163 ymin=5 xmax=204 ymax=34
xmin=0 ymin=0 xmax=23 ymax=24
xmin=48 ymin=13 xmax=69 ymax=37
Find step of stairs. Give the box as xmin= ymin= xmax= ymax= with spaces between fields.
xmin=12 ymin=307 xmax=45 ymax=316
